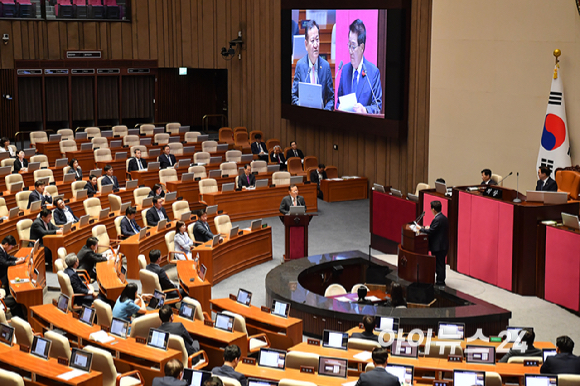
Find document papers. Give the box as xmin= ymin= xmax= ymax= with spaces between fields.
xmin=57 ymin=369 xmax=87 ymax=381
xmin=298 ymin=82 xmax=323 ymax=109
xmin=338 ymin=93 xmax=357 ymax=112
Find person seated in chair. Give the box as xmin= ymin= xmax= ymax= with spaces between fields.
xmin=152 ymin=359 xmax=188 ymax=386
xmin=146 ymin=249 xmax=184 ymax=298
xmin=120 ymin=206 xmax=141 ymax=237
xmin=158 ymin=305 xmax=200 ymax=363
xmin=0 ymin=137 xmax=15 ymax=157
xmin=30 ymin=208 xmax=62 ymax=268
xmin=285 ymin=141 xmax=304 ymax=160
xmin=159 ymin=145 xmax=177 ymax=169
xmin=0 ymin=236 xmax=24 ymax=290
xmin=13 ymin=149 xmax=28 ymax=173
xmin=351 ymin=315 xmax=379 ymax=342
xmin=148 ymin=183 xmax=166 ymax=198
xmin=238 ymin=164 xmax=255 ymax=189
xmin=192 ymin=210 xmax=215 ymax=243
xmin=251 ymin=134 xmax=269 ymax=162
xmin=536 ymin=166 xmax=558 ymax=192
xmin=541 ymin=335 xmax=580 ymax=375
xmin=355 ymin=347 xmax=399 ymax=386
xmin=499 ymin=328 xmax=542 ymax=363
xmin=112 ymin=282 xmax=147 ymax=322
xmin=53 ymin=197 xmax=79 ymax=225
xmin=85 ymin=174 xmax=98 ymax=196
xmin=269 ymin=145 xmax=286 ymax=171
xmin=146 ymin=197 xmax=168 ymax=226
xmin=128 ymin=148 xmax=148 ymax=171
xmin=64 ymin=254 xmax=98 ymax=307
xmin=101 ymin=164 xmax=119 ymax=190
xmin=68 ymin=158 xmax=83 ymax=181
xmin=310 ymin=163 xmax=327 ymax=199
xmin=480 ymin=168 xmax=497 ymax=185
xmin=212 ymin=345 xmax=247 ymax=386
xmin=77 ymin=237 xmax=107 ymax=281
xmin=27 ymin=180 xmax=53 ymax=209
xmin=174 ymin=221 xmax=193 ymax=260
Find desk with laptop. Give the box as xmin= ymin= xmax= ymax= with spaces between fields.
xmin=7 ymin=243 xmax=45 ymax=319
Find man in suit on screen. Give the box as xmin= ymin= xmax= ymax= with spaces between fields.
xmin=291 ymin=20 xmax=335 ymax=111
xmin=337 ymin=19 xmax=383 ymax=115
xmin=536 ymin=166 xmax=558 ymax=191
xmin=420 ymin=201 xmax=448 ymax=287
xmin=279 ymin=185 xmax=306 ymax=215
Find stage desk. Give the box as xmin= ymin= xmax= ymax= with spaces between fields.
xmin=202 ymin=183 xmax=317 ymax=222
xmin=320 ymin=177 xmax=368 ymax=202
xmin=30 ymin=303 xmax=180 ymax=386
xmin=176 ymin=260 xmax=212 ymax=313
xmin=96 ymin=259 xmax=126 ymax=302
xmin=195 ymin=227 xmax=272 ymax=284
xmin=236 ymin=363 xmax=359 ymax=386
xmin=210 ymin=298 xmax=303 ymax=350
xmin=8 ymin=246 xmax=45 ymax=319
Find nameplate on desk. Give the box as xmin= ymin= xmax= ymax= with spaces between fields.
xmin=204 ymin=320 xmax=214 ymax=327
xmin=482 ymin=187 xmax=503 ymax=199
xmin=58 ymin=357 xmax=69 ymax=366
xmin=433 ymin=382 xmax=450 ymax=386
xmin=300 ymin=366 xmax=315 ymax=374
xmin=524 ymin=360 xmax=539 ymax=367
xmin=448 ymin=355 xmax=462 ymax=363
xmin=229 ymin=294 xmax=237 ymax=301
xmin=490 ymin=336 xmax=502 ymax=342
xmin=72 ymin=312 xmax=80 ymax=319
xmin=242 ymin=357 xmax=256 ymax=365
xmin=19 ymin=344 xmax=30 ymax=353
xmin=307 ymin=338 xmax=320 ymax=346
xmin=101 ymin=325 xmax=110 ymax=333
xmin=260 ymin=306 xmax=271 ymax=313
xmin=135 ymin=337 xmax=147 ymax=344
xmin=89 ymin=219 xmax=95 ymax=225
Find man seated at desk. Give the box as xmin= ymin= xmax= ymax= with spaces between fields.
xmin=499 ymin=328 xmax=542 ymax=363
xmin=159 ymin=145 xmax=177 ymax=169
xmin=120 ymin=207 xmax=141 ymax=237
xmin=536 ymin=166 xmax=558 ymax=192
xmin=152 ymin=359 xmax=188 ymax=386
xmin=269 ymin=145 xmax=286 ymax=171
xmin=128 ymin=148 xmax=148 ymax=172
xmin=355 ymin=347 xmax=399 ymax=386
xmin=286 ymin=141 xmax=304 ymax=160
xmin=148 ymin=183 xmax=166 ymax=199
xmin=310 ymin=163 xmax=327 ymax=199
xmin=146 ymin=197 xmax=168 ymax=227
xmin=53 ymin=198 xmax=79 ymax=225
xmin=147 ymin=250 xmax=184 ymax=298
xmin=251 ymin=134 xmax=269 ymax=162
xmin=351 ymin=315 xmax=378 ymax=342
xmin=193 ymin=210 xmax=215 ymax=243
xmin=212 ymin=345 xmax=247 ymax=386
xmin=158 ymin=305 xmax=201 ymax=364
xmin=238 ymin=164 xmax=255 ymax=189
xmin=481 ymin=168 xmax=497 ymax=185
xmin=30 ymin=208 xmax=62 ymax=268
xmin=279 ymin=185 xmax=306 ymax=215
xmin=0 ymin=236 xmax=24 ymax=290
xmin=85 ymin=174 xmax=98 ymax=197
xmin=27 ymin=180 xmax=53 ymax=209
xmin=102 ymin=164 xmax=119 ymax=190
xmin=77 ymin=237 xmax=107 ymax=281
xmin=541 ymin=336 xmax=580 ymax=375
xmin=64 ymin=254 xmax=98 ymax=307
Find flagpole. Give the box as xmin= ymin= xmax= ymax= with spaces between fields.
xmin=554 ymin=49 xmax=561 ymax=79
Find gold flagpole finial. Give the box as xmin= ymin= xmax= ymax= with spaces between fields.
xmin=553 ymin=49 xmax=561 ymax=79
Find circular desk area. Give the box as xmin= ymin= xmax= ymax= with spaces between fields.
xmin=266 ymin=251 xmax=511 ymax=338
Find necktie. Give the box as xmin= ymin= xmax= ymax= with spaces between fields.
xmin=247 ymin=175 xmax=250 ymax=184
xmin=311 ymin=64 xmax=316 ymax=84
xmin=293 ymin=198 xmax=296 ymax=206
xmin=168 ymin=155 xmax=172 ymax=166
xmin=294 ymin=150 xmax=298 ymax=157
xmin=130 ymin=219 xmax=138 ymax=234
xmin=352 ymin=69 xmax=358 ymax=93
xmin=138 ymin=159 xmax=142 ymax=170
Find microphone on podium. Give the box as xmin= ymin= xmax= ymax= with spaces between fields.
xmin=498 ymin=172 xmax=513 ymax=184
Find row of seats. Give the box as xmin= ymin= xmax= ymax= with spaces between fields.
xmin=0 ymin=0 xmax=37 ymax=18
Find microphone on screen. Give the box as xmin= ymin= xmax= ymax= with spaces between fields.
xmin=362 ymin=63 xmax=380 ymax=114
xmin=335 ymin=60 xmax=344 ymax=110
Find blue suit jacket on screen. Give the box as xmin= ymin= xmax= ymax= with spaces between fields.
xmin=337 ymin=57 xmax=382 ymax=114
xmin=291 ymin=55 xmax=335 ymax=111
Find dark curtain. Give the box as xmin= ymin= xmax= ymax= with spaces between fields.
xmin=97 ymin=76 xmax=119 ymax=120
xmin=18 ymin=77 xmax=43 ymax=122
xmin=121 ymin=75 xmax=154 ymax=120
xmin=45 ymin=77 xmax=69 ymax=121
xmin=71 ymin=77 xmax=94 ymax=121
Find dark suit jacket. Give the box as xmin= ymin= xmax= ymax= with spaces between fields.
xmin=212 ymin=365 xmax=247 ymax=386
xmin=77 ymin=245 xmax=107 ymax=279
xmin=64 ymin=267 xmax=89 ymax=295
xmin=270 ymin=152 xmax=286 ymax=170
xmin=148 ymin=189 xmax=165 ymax=198
xmin=159 ymin=153 xmax=177 ymax=169
xmin=536 ymin=177 xmax=558 ymax=192
xmin=310 ymin=170 xmax=327 ymax=185
xmin=101 ymin=175 xmax=119 ymax=190
xmin=193 ymin=220 xmax=214 ymax=242
xmin=541 ymin=352 xmax=580 ymax=375
xmin=128 ymin=157 xmax=148 ymax=172
xmin=120 ymin=217 xmax=141 ymax=237
xmin=0 ymin=246 xmax=17 ymax=289
xmin=337 ymin=57 xmax=383 ymax=114
xmin=251 ymin=141 xmax=268 ymax=155
xmin=285 ymin=148 xmax=304 ymax=160
xmin=146 ymin=206 xmax=168 ymax=226
xmin=351 ymin=331 xmax=379 ymax=342
xmin=68 ymin=167 xmax=83 ymax=181
xmin=13 ymin=158 xmax=28 ymax=173
xmin=152 ymin=377 xmax=187 ymax=386
xmin=85 ymin=182 xmax=98 ymax=196
xmin=422 ymin=212 xmax=449 ymax=252
xmin=279 ymin=195 xmax=306 ymax=215
xmin=27 ymin=189 xmax=53 ymax=209
xmin=30 ymin=218 xmax=59 ymax=246
xmin=355 ymin=367 xmax=399 ymax=386
xmin=499 ymin=345 xmax=542 ymax=363
xmin=481 ymin=179 xmax=498 ymax=185
xmin=158 ymin=321 xmax=200 ymax=357
xmin=53 ymin=206 xmax=79 ymax=225
xmin=291 ymin=55 xmax=335 ymax=111
xmin=238 ymin=173 xmax=256 ymax=189
xmin=146 ymin=263 xmax=175 ymax=291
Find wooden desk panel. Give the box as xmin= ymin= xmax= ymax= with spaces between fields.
xmin=196 ymin=227 xmax=272 ymax=284
xmin=202 ymin=183 xmax=317 ymax=222
xmin=320 ymin=177 xmax=368 ymax=202
xmin=8 ymin=247 xmax=45 ymax=319
xmin=210 ymin=298 xmax=303 ymax=350
xmin=130 ymin=166 xmax=190 ymax=188
xmin=35 ymin=141 xmax=63 ymax=164
xmin=236 ymin=364 xmax=359 ymax=386
xmin=65 ymin=150 xmax=96 ymax=174
xmin=176 ymin=260 xmax=212 ymax=313
xmin=96 ymin=259 xmax=127 ymax=302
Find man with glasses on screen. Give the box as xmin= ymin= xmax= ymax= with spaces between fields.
xmin=337 ymin=19 xmax=383 ymax=115
xmin=291 ymin=20 xmax=335 ymax=110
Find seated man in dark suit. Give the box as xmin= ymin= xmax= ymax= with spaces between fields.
xmin=64 ymin=254 xmax=97 ymax=307
xmin=30 ymin=208 xmax=62 ymax=268
xmin=101 ymin=164 xmax=119 ymax=190
xmin=499 ymin=328 xmax=542 ymax=362
xmin=250 ymin=134 xmax=269 ymax=162
xmin=152 ymin=359 xmax=187 ymax=386
xmin=351 ymin=315 xmax=378 ymax=342
xmin=120 ymin=206 xmax=141 ymax=237
xmin=269 ymin=145 xmax=286 ymax=171
xmin=536 ymin=166 xmax=558 ymax=191
xmin=85 ymin=174 xmax=98 ymax=196
xmin=355 ymin=347 xmax=399 ymax=386
xmin=77 ymin=237 xmax=107 ymax=280
xmin=27 ymin=180 xmax=53 ymax=209
xmin=146 ymin=249 xmax=183 ymax=298
xmin=0 ymin=236 xmax=24 ymax=290
xmin=146 ymin=197 xmax=168 ymax=226
xmin=53 ymin=197 xmax=79 ymax=225
xmin=159 ymin=145 xmax=177 ymax=169
xmin=541 ymin=336 xmax=580 ymax=374
xmin=420 ymin=201 xmax=448 ymax=287
xmin=310 ymin=163 xmax=327 ymax=199
xmin=279 ymin=185 xmax=306 ymax=215
xmin=211 ymin=345 xmax=247 ymax=386
xmin=238 ymin=164 xmax=255 ymax=189
xmin=193 ymin=210 xmax=215 ymax=242
xmin=128 ymin=148 xmax=148 ymax=172
xmin=285 ymin=141 xmax=304 ymax=160
xmin=481 ymin=168 xmax=498 ymax=185
xmin=158 ymin=305 xmax=200 ymax=364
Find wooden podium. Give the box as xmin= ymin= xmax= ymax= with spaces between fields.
xmin=282 ymin=214 xmax=315 ymax=261
xmin=397 ymin=223 xmax=435 ymax=284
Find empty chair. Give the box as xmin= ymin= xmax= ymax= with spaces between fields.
xmin=266 ymin=139 xmax=280 ymax=150
xmin=234 ymin=131 xmax=251 ymax=152
xmin=30 ymin=155 xmax=49 ymax=168
xmin=60 ymin=139 xmax=78 ymax=155
xmin=114 ymin=216 xmax=124 ymax=238
xmin=187 ymin=224 xmax=198 ymax=245
xmin=214 ymin=214 xmax=232 ymax=236
xmin=485 ymin=372 xmax=503 ymax=386
xmin=133 ymin=187 xmax=151 ymax=207
xmin=15 ymin=192 xmax=31 ymax=211
xmin=492 ymin=173 xmax=503 ymax=186
xmin=154 ymin=133 xmax=170 ymax=145
xmin=45 ymin=184 xmax=58 ymax=199
xmin=57 ymin=128 xmax=74 ymax=141
xmin=222 ymin=311 xmax=270 ymax=353
xmin=5 ymin=174 xmax=23 ymax=190
xmin=414 ymin=182 xmax=430 ymax=196
xmin=140 ymin=124 xmax=154 ymax=135
xmin=83 ymin=345 xmax=144 ymax=386
xmin=92 ymin=224 xmax=112 ymax=254
xmin=0 ymin=368 xmax=25 ymax=386
xmin=172 ymin=200 xmax=190 ymax=221
xmin=94 ymin=148 xmax=112 ymax=162
xmin=325 ymin=166 xmax=338 ymax=179
xmin=225 ymin=150 xmax=242 ymax=163
xmin=11 ymin=316 xmax=36 ymax=347
xmin=130 ymin=313 xmax=161 ymax=338
xmin=16 ymin=219 xmax=33 ymax=246
xmin=168 ymin=142 xmax=184 ymax=155
xmin=54 ymin=258 xmax=65 ymax=273
xmin=194 ymin=152 xmax=211 ymax=164
xmin=189 ymin=165 xmax=207 ymax=178
xmin=130 ymin=145 xmax=148 ymax=158
xmin=141 ymin=208 xmax=151 ymax=227
xmin=85 ymin=127 xmax=101 ymax=138
xmin=559 ymin=375 xmax=580 ymax=386
xmin=71 ymin=181 xmax=87 ymax=199
xmin=94 ymin=299 xmax=112 ymax=328
xmin=0 ymin=198 xmax=8 ymax=218
xmin=199 ymin=179 xmax=218 ymax=197
xmin=182 ymin=297 xmax=209 ymax=321
xmin=348 ymin=338 xmax=381 ymax=351
xmin=1 ymin=158 xmax=15 ymax=171
xmin=287 ymin=158 xmax=306 ymax=177
xmin=202 ymin=140 xmax=218 ymax=153
xmin=285 ymin=351 xmax=320 ymax=370
xmin=324 ymin=284 xmax=347 ymax=297
xmin=108 ymin=194 xmax=122 ymax=212
xmin=272 ymin=171 xmax=291 ymax=186
xmin=138 ymin=255 xmax=147 ymax=270
xmin=30 ymin=132 xmax=48 ymax=147
xmin=83 ymin=197 xmax=102 ymax=217
xmin=112 ymin=125 xmax=128 ymax=137
xmin=123 ymin=135 xmax=140 ymax=147
xmin=166 ymin=122 xmax=181 ymax=134
xmin=303 ymin=156 xmax=318 ymax=172
xmin=33 ymin=169 xmax=55 ymax=183
xmin=184 ymin=131 xmax=202 ymax=143
xmin=91 ymin=137 xmax=109 ymax=149
xmin=250 ymin=160 xmax=267 ymax=174
xmin=219 ymin=127 xmax=234 ymax=145
xmin=233 ymin=127 xmax=247 ymax=134
xmin=159 ymin=169 xmax=178 ymax=185
xmin=44 ymin=330 xmax=72 ymax=360
xmin=220 ymin=162 xmax=238 ymax=176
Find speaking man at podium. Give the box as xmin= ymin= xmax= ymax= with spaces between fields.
xmin=420 ymin=201 xmax=448 ymax=287
xmin=279 ymin=185 xmax=306 ymax=215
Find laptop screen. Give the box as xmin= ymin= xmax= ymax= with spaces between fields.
xmin=271 ymin=300 xmax=290 ymax=318
xmin=465 ymin=345 xmax=495 ymax=364
xmin=248 ymin=379 xmax=279 ymax=386
xmin=57 ymin=294 xmax=69 ymax=313
xmin=0 ymin=324 xmax=14 ymax=346
xmin=148 ymin=289 xmax=166 ymax=309
xmin=322 ymin=330 xmax=348 ymax=350
xmin=236 ymin=288 xmax=252 ymax=306
xmin=437 ymin=322 xmax=465 ymax=340
xmin=179 ymin=303 xmax=195 ymax=320
xmin=507 ymin=326 xmax=532 ymax=343
xmin=70 ymin=348 xmax=93 ymax=372
xmin=258 ymin=348 xmax=286 ymax=370
xmin=110 ymin=317 xmax=129 ymax=339
xmin=30 ymin=336 xmax=51 ymax=360
xmin=215 ymin=313 xmax=234 ymax=332
xmin=386 ymin=364 xmax=414 ymax=386
xmin=318 ymin=357 xmax=348 ymax=378
xmin=374 ymin=316 xmax=399 ymax=332
xmin=525 ymin=374 xmax=558 ymax=386
xmin=79 ymin=306 xmax=96 ymax=326
xmin=543 ymin=349 xmax=557 ymax=362
xmin=147 ymin=328 xmax=169 ymax=350
xmin=182 ymin=369 xmax=212 ymax=386
xmin=391 ymin=339 xmax=419 ymax=358
xmin=453 ymin=370 xmax=485 ymax=386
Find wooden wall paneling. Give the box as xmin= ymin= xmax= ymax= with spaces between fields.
xmin=0 ymin=70 xmax=17 ymax=137
xmin=67 ymin=22 xmax=79 ymax=50
xmin=174 ymin=0 xmax=182 ymax=67
xmin=121 ymin=22 xmax=132 ymax=60
xmin=376 ymin=137 xmax=387 ymax=186
xmin=237 ymin=0 xmax=245 ymax=127
xmin=28 ymin=22 xmax=36 ymax=59
xmin=109 ymin=22 xmax=123 ymax=59
xmin=58 ymin=22 xmax=67 ymax=59
xmin=11 ymin=21 xmax=22 ymax=61
xmin=0 ymin=21 xmax=14 ymax=68
xmin=147 ymin=0 xmax=158 ymax=62
xmin=45 ymin=76 xmax=68 ymax=122
xmin=47 ymin=22 xmax=60 ymax=60
xmin=20 ymin=22 xmax=30 ymax=59
xmin=180 ymin=0 xmax=192 ymax=67
xmin=18 ymin=77 xmax=43 ymax=122
xmin=83 ymin=22 xmax=97 ymax=50
xmin=71 ymin=76 xmax=94 ymax=121
xmin=191 ymin=0 xmax=200 ymax=68
xmin=202 ymin=0 xmax=214 ymax=69
xmin=161 ymin=0 xmax=170 ymax=67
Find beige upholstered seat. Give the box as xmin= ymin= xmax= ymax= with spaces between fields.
xmin=34 ymin=168 xmax=55 ymax=183
xmin=559 ymin=375 xmax=580 ymax=386
xmin=199 ymin=179 xmax=218 ymax=197
xmin=45 ymin=185 xmax=58 ymax=198
xmin=220 ymin=162 xmax=238 ymax=176
xmin=30 ymin=155 xmax=49 ymax=168
xmin=94 ymin=148 xmax=112 ymax=162
xmin=133 ymin=187 xmax=151 ymax=207
xmin=414 ymin=182 xmax=430 ymax=196
xmin=202 ymin=140 xmax=218 ymax=153
xmin=214 ymin=214 xmax=232 ymax=236
xmin=141 ymin=208 xmax=151 ymax=227
xmin=54 ymin=259 xmax=65 ymax=272
xmin=130 ymin=313 xmax=161 ymax=338
xmin=285 ymin=351 xmax=320 ymax=369
xmin=168 ymin=334 xmax=208 ymax=369
xmin=84 ymin=198 xmax=102 ymax=217
xmin=188 ymin=165 xmax=207 ymax=178
xmin=45 ymin=329 xmax=72 ymax=360
xmin=30 ymin=131 xmax=48 ymax=146
xmin=154 ymin=133 xmax=170 ymax=145
xmin=507 ymin=356 xmax=542 ymax=364
xmin=60 ymin=140 xmax=78 ymax=155
xmin=108 ymin=194 xmax=122 ymax=212
xmin=184 ymin=131 xmax=202 ymax=143
xmin=92 ymin=224 xmax=110 ymax=254
xmin=57 ymin=272 xmax=84 ymax=312
xmin=216 ymin=377 xmax=242 ymax=386
xmin=5 ymin=174 xmax=23 ymax=190
xmin=251 ymin=160 xmax=267 ymax=173
xmin=182 ymin=297 xmax=206 ymax=321
xmin=272 ymin=171 xmax=291 ymax=186
xmin=222 ymin=310 xmax=270 ymax=353
xmin=91 ymin=137 xmax=109 ymax=149
xmin=114 ymin=216 xmax=124 ymax=238
xmin=94 ymin=299 xmax=113 ymax=328
xmin=11 ymin=316 xmax=35 ymax=347
xmin=131 ymin=145 xmax=148 ymax=158
xmin=187 ymin=223 xmax=197 ymax=243
xmin=351 ymin=283 xmax=369 ymax=293
xmin=57 ymin=128 xmax=74 ymax=141
xmin=172 ymin=200 xmax=190 ymax=220
xmin=123 ymin=135 xmax=140 ymax=147
xmin=83 ymin=345 xmax=144 ymax=386
xmin=278 ymin=379 xmax=317 ymax=386
xmin=348 ymin=338 xmax=381 ymax=351
xmin=0 ymin=368 xmax=25 ymax=386
xmin=140 ymin=124 xmax=154 ymax=135
xmin=492 ymin=173 xmax=503 ymax=186
xmin=1 ymin=158 xmax=15 ymax=171
xmin=166 ymin=122 xmax=181 ymax=134
xmin=159 ymin=169 xmax=178 ymax=185
xmin=71 ymin=181 xmax=87 ymax=199
xmin=194 ymin=152 xmax=211 ymax=164
xmin=112 ymin=125 xmax=128 ymax=137
xmin=225 ymin=150 xmax=242 ymax=163
xmin=15 ymin=192 xmax=31 ymax=211
xmin=425 ymin=341 xmax=464 ymax=358
xmin=139 ymin=269 xmax=181 ymax=304
xmin=0 ymin=198 xmax=8 ymax=217
xmin=85 ymin=127 xmax=101 ymax=138
xmin=168 ymin=142 xmax=184 ymax=155
xmin=138 ymin=255 xmax=147 ymax=270
xmin=365 ymin=363 xmax=375 ymax=372
xmin=16 ymin=219 xmax=33 ymax=244
xmin=485 ymin=372 xmax=502 ymax=386
xmin=324 ymin=284 xmax=347 ymax=297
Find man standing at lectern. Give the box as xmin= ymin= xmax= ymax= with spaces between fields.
xmin=279 ymin=185 xmax=306 ymax=215
xmin=420 ymin=201 xmax=448 ymax=287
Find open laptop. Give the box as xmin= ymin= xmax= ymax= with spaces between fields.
xmin=100 ymin=184 xmax=113 ymax=195
xmin=435 ymin=181 xmax=447 ymax=194
xmin=30 ymin=336 xmax=51 ymax=360
xmin=80 ymin=143 xmax=93 ymax=151
xmin=241 ymin=154 xmax=253 ymax=163
xmin=79 ymin=214 xmax=90 ymax=227
xmin=250 ymin=219 xmax=262 ymax=231
xmin=148 ymin=162 xmax=160 ymax=171
xmin=206 ymin=205 xmax=218 ymax=215
xmin=255 ymin=179 xmax=268 ymax=188
xmin=138 ymin=228 xmax=147 ymax=240
xmin=76 ymin=132 xmax=87 ymax=140
xmin=62 ymin=222 xmax=72 ymax=235
xmin=101 ymin=130 xmax=113 ymax=138
xmin=178 ymin=303 xmax=195 ymax=321
xmin=165 ymin=192 xmax=176 ymax=201
xmin=525 ymin=374 xmax=558 ymax=386
xmin=110 ymin=140 xmax=122 ymax=148
xmin=375 ymin=316 xmax=400 ymax=333
xmin=526 ymin=190 xmax=544 ymax=202
xmin=157 ymin=219 xmax=167 ymax=232
xmin=248 ymin=379 xmax=279 ymax=386
xmin=453 ymin=370 xmax=485 ymax=386
xmin=437 ymin=322 xmax=465 ymax=340
xmin=63 ymin=173 xmax=76 ymax=183
xmin=28 ymin=162 xmax=41 ymax=172
xmin=168 ymin=136 xmax=180 ymax=143
xmin=229 ymin=225 xmax=239 ymax=239
xmin=148 ymin=289 xmax=166 ymax=310
xmin=236 ymin=288 xmax=252 ymax=306
xmin=267 ymin=165 xmax=280 ymax=173
xmin=142 ymin=197 xmax=153 ymax=207
xmin=543 ymin=191 xmax=568 ymax=204
xmin=318 ymin=357 xmax=348 ymax=378
xmin=211 ymin=235 xmax=220 ymax=247
xmin=55 ymin=158 xmax=68 ymax=168
xmin=180 ymin=211 xmax=192 ymax=221
xmin=76 ymin=189 xmax=88 ymax=200
xmin=258 ymin=348 xmax=286 ymax=370
xmin=298 ymin=82 xmax=322 ymax=108
xmin=386 ymin=364 xmax=414 ymax=386
xmin=465 ymin=345 xmax=496 ymax=364
xmin=24 ymin=148 xmax=36 ymax=158
xmin=182 ymin=172 xmax=194 ymax=182
xmin=36 ymin=176 xmax=50 ymax=186
xmin=128 ymin=129 xmax=139 ymax=136
xmin=208 ymin=169 xmax=222 ymax=178
xmin=197 ymin=135 xmax=209 ymax=142
xmin=114 ymin=152 xmax=127 ymax=161
xmin=182 ymin=369 xmax=212 ymax=386
xmin=209 ymin=156 xmax=222 ymax=164
xmin=288 ymin=206 xmax=305 ymax=215
xmin=98 ymin=208 xmax=110 ymax=220
xmin=390 ymin=188 xmax=403 ymax=197
xmin=149 ymin=149 xmax=161 ymax=158
xmin=542 ymin=348 xmax=557 ymax=362
xmin=216 ymin=144 xmax=228 ymax=152
xmin=289 ymin=176 xmax=303 ymax=185
xmin=179 ymin=126 xmax=190 ymax=133
xmin=49 ymin=134 xmax=62 ymax=142
xmin=90 ymin=168 xmax=102 ymax=177
xmin=120 ymin=202 xmax=131 ymax=214
xmin=153 ymin=127 xmax=164 ymax=134
xmin=292 ymin=34 xmax=306 ymax=60
xmin=183 ymin=146 xmax=195 ymax=155
xmin=214 ymin=313 xmax=234 ymax=332
xmin=562 ymin=212 xmax=580 ymax=230
xmin=140 ymin=138 xmax=152 ymax=146
xmin=222 ymin=183 xmax=235 ymax=192
xmin=126 ymin=180 xmax=138 ymax=189
xmin=110 ymin=317 xmax=129 ymax=339
xmin=8 ymin=207 xmax=19 ymax=220
xmin=391 ymin=339 xmax=419 ymax=358
xmin=0 ymin=324 xmax=14 ymax=346
xmin=29 ymin=200 xmax=42 ymax=212
xmin=79 ymin=306 xmax=96 ymax=326
xmin=56 ymin=293 xmax=69 ymax=313
xmin=271 ymin=300 xmax=290 ymax=318
xmin=322 ymin=330 xmax=348 ymax=350
xmin=177 ymin=159 xmax=190 ymax=168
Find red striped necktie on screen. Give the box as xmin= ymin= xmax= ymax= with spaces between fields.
xmin=311 ymin=64 xmax=316 ymax=84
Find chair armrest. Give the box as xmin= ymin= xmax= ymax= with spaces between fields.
xmin=76 ymin=269 xmax=92 ymax=285
xmin=162 ymin=287 xmax=182 ymax=302
xmin=116 ymin=370 xmax=144 ymax=386
xmin=19 ymin=239 xmax=35 ymax=249
xmin=168 ymin=251 xmax=189 ymax=263
xmin=70 ymin=293 xmax=87 ymax=311
xmin=247 ymin=332 xmax=270 ymax=353
xmin=189 ymin=350 xmax=209 ymax=369
xmin=202 ymin=311 xmax=211 ymax=321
